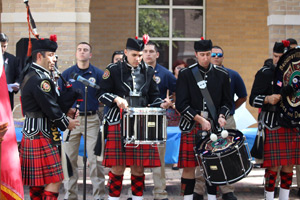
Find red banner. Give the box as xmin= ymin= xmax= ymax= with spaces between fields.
xmin=0 ymin=65 xmax=24 ymax=199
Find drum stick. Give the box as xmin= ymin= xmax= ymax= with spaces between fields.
xmin=149 ymin=99 xmax=173 ymax=107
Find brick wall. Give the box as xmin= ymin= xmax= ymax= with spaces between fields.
xmin=90 ymin=0 xmax=136 ymax=69
xmin=206 ymin=0 xmax=269 ymax=121
xmin=268 ymin=0 xmax=300 ymax=53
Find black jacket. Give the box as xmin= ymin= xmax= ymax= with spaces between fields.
xmin=97 ymin=60 xmax=162 ymax=124
xmin=175 ymin=63 xmax=231 ymax=131
xmin=4 ymin=52 xmax=21 ymax=109
xmin=249 ymin=60 xmax=280 ymax=129
xmin=21 ymin=63 xmax=69 ymax=137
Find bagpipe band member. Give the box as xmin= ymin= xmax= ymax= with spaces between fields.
xmin=19 ymin=36 xmax=79 ymax=200
xmin=249 ymin=41 xmax=300 ymax=200
xmin=175 ymin=38 xmax=231 ymax=200
xmin=96 ymin=35 xmax=171 ymax=200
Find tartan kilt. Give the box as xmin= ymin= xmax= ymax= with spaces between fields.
xmin=102 ymin=124 xmax=161 ymax=168
xmin=262 ymin=127 xmax=300 ymax=168
xmin=178 ymin=124 xmax=201 ymax=168
xmin=19 ymin=132 xmax=64 ymax=186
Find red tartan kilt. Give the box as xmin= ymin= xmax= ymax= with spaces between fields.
xmin=178 ymin=124 xmax=201 ymax=168
xmin=19 ymin=132 xmax=64 ymax=186
xmin=102 ymin=124 xmax=161 ymax=168
xmin=262 ymin=127 xmax=300 ymax=168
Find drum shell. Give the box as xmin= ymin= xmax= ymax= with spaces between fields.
xmin=196 ymin=129 xmax=253 ymax=185
xmin=122 ymin=107 xmax=167 ymax=144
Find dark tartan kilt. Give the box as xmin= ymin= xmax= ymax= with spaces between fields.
xmin=19 ymin=132 xmax=64 ymax=186
xmin=262 ymin=127 xmax=300 ymax=168
xmin=102 ymin=124 xmax=161 ymax=168
xmin=178 ymin=124 xmax=201 ymax=168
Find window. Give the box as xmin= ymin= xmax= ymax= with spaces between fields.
xmin=137 ymin=0 xmax=205 ymax=70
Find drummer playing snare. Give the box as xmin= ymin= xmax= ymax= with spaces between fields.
xmin=175 ymin=38 xmax=232 ymax=200
xmin=96 ymin=35 xmax=171 ymax=200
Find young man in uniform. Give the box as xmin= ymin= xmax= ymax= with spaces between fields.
xmin=97 ymin=36 xmax=171 ymax=200
xmin=60 ymin=42 xmax=105 ymax=200
xmin=193 ymin=45 xmax=247 ymax=200
xmin=143 ymin=41 xmax=176 ymax=200
xmin=175 ymin=38 xmax=231 ymax=200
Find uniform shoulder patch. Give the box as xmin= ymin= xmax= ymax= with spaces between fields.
xmin=40 ymin=80 xmax=51 ymax=92
xmin=103 ymin=69 xmax=110 ymax=79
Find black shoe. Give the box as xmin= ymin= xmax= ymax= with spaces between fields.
xmin=298 ymin=188 xmax=300 ymax=197
xmin=154 ymin=199 xmax=168 ymax=200
xmin=172 ymin=166 xmax=179 ymax=170
xmin=222 ymin=192 xmax=237 ymax=200
xmin=193 ymin=192 xmax=204 ymax=200
xmin=127 ymin=198 xmax=132 ymax=200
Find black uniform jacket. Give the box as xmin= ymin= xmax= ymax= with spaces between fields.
xmin=175 ymin=63 xmax=231 ymax=131
xmin=4 ymin=52 xmax=21 ymax=109
xmin=21 ymin=63 xmax=69 ymax=138
xmin=249 ymin=61 xmax=280 ymax=130
xmin=97 ymin=60 xmax=162 ymax=124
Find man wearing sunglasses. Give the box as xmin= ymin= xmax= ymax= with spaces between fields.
xmin=193 ymin=46 xmax=247 ymax=200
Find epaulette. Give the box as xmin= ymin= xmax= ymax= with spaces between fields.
xmin=106 ymin=63 xmax=116 ymax=69
xmin=261 ymin=65 xmax=273 ymax=73
xmin=34 ymin=68 xmax=48 ymax=79
xmin=214 ymin=65 xmax=229 ymax=75
xmin=188 ymin=63 xmax=198 ymax=69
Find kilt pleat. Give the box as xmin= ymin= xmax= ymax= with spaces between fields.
xmin=262 ymin=127 xmax=300 ymax=168
xmin=178 ymin=125 xmax=201 ymax=168
xmin=19 ymin=132 xmax=64 ymax=186
xmin=102 ymin=124 xmax=161 ymax=168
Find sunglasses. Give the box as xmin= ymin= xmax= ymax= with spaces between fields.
xmin=211 ymin=53 xmax=223 ymax=58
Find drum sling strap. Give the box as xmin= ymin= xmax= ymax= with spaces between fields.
xmin=191 ymin=66 xmax=218 ymax=124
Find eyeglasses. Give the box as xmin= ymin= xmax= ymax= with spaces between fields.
xmin=211 ymin=53 xmax=223 ymax=58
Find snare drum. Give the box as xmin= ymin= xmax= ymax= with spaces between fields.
xmin=122 ymin=107 xmax=167 ymax=145
xmin=195 ymin=129 xmax=252 ymax=185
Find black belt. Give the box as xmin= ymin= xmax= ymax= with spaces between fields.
xmin=263 ymin=105 xmax=277 ymax=112
xmin=25 ymin=112 xmax=45 ymax=118
xmin=79 ymin=111 xmax=96 ymax=116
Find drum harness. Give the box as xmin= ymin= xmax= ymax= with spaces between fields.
xmin=191 ymin=66 xmax=218 ymax=128
xmin=191 ymin=66 xmax=251 ymax=185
